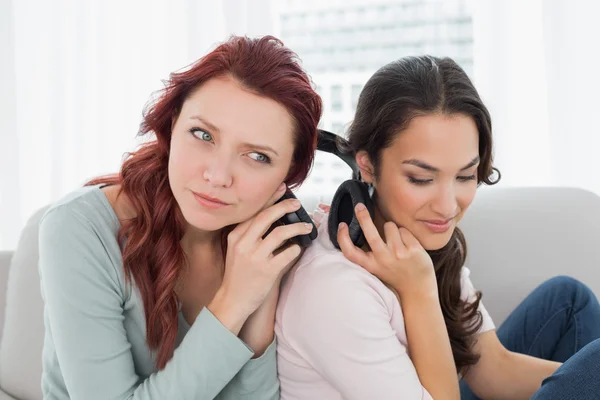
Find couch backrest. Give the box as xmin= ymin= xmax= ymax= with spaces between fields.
xmin=459 ymin=186 xmax=600 ymax=325
xmin=0 ymin=206 xmax=48 ymax=400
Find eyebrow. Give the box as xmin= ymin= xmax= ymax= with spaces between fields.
xmin=402 ymin=156 xmax=480 ymax=172
xmin=190 ymin=115 xmax=220 ymax=133
xmin=190 ymin=115 xmax=279 ymax=156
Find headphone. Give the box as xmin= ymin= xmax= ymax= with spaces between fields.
xmin=276 ymin=129 xmax=374 ymax=249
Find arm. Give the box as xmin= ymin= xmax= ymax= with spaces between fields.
xmin=279 ymin=264 xmax=434 ymax=400
xmin=39 ymin=207 xmax=255 ymax=400
xmin=215 ymin=282 xmax=281 ymax=400
xmin=218 ymin=245 xmax=306 ymax=400
xmin=463 ymin=330 xmax=561 ymax=400
xmin=237 ymin=275 xmax=282 ymax=358
xmin=400 ymin=288 xmax=459 ymax=400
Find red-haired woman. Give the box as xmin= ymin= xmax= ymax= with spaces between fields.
xmin=38 ymin=35 xmax=322 ymax=399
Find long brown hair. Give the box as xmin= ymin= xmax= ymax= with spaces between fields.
xmin=87 ymin=35 xmax=322 ymax=369
xmin=344 ymin=55 xmax=500 ymax=374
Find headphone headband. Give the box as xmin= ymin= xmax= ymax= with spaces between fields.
xmin=316 ymin=129 xmax=360 ymax=179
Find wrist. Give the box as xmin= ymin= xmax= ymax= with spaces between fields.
xmin=207 ymin=286 xmax=251 ymax=335
xmin=395 ymin=277 xmax=438 ymax=303
xmin=240 ymin=322 xmax=275 ymax=358
xmin=397 ymin=285 xmax=439 ymax=306
xmin=239 ymin=293 xmax=278 ymax=358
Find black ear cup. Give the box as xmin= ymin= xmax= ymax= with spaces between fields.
xmin=273 ymin=190 xmax=318 ymax=247
xmin=285 ymin=200 xmax=319 ymax=247
xmin=327 ymin=180 xmax=374 ymax=250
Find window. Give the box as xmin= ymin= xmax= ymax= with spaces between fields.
xmin=331 ymin=122 xmax=344 ymax=134
xmin=331 ymin=85 xmax=343 ymax=112
xmin=280 ymin=0 xmax=474 ymax=195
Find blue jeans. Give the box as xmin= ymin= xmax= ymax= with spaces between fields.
xmin=460 ymin=276 xmax=600 ymax=400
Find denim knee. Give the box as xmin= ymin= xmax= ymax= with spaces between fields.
xmin=582 ymin=337 xmax=600 ymax=355
xmin=540 ymin=276 xmax=596 ymax=309
xmin=533 ymin=338 xmax=600 ymax=399
xmin=559 ymin=337 xmax=600 ymax=374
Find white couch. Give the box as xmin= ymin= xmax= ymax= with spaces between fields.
xmin=1 ymin=186 xmax=599 ymax=399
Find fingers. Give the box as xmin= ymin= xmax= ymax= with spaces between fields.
xmin=271 ymin=243 xmax=302 ymax=272
xmin=258 ymin=221 xmax=313 ymax=257
xmin=354 ymin=203 xmax=387 ymax=256
xmin=337 ymin=222 xmax=376 ymax=273
xmin=241 ymin=197 xmax=303 ymax=245
xmin=273 ymin=243 xmax=306 ymax=278
xmin=383 ymin=221 xmax=405 ymax=258
xmin=318 ymin=203 xmax=331 ymax=212
xmin=228 ymin=183 xmax=287 ymax=243
xmin=399 ymin=227 xmax=423 ymax=250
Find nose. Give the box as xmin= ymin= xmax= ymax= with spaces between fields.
xmin=203 ymin=153 xmax=233 ymax=188
xmin=431 ymin=183 xmax=458 ymax=219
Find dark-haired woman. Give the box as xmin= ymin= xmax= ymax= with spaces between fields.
xmin=275 ymin=55 xmax=600 ymax=400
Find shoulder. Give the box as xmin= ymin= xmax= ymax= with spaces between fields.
xmin=40 ymin=185 xmax=120 ymax=238
xmin=289 ymin=250 xmax=389 ymax=301
xmin=459 ymin=266 xmax=478 ymax=302
xmin=39 ymin=185 xmax=126 ymax=297
xmin=286 ymin=216 xmax=391 ymax=298
xmin=278 ymin=221 xmax=397 ymax=328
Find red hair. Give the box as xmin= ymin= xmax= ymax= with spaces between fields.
xmin=87 ymin=35 xmax=322 ymax=369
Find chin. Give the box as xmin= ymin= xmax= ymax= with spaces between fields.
xmin=420 ymin=232 xmax=454 ymax=251
xmin=180 ymin=206 xmax=231 ymax=232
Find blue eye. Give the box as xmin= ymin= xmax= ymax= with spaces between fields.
xmin=189 ymin=128 xmax=213 ymax=142
xmin=249 ymin=152 xmax=271 ymax=164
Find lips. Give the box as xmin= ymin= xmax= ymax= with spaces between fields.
xmin=192 ymin=191 xmax=230 ymax=208
xmin=420 ymin=218 xmax=454 ymax=233
xmin=423 ymin=219 xmax=453 ymax=226
xmin=195 ymin=193 xmax=228 ymax=205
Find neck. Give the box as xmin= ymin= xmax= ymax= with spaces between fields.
xmin=180 ymin=223 xmax=222 ymax=260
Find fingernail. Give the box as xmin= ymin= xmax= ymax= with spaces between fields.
xmin=279 ymin=183 xmax=286 ymax=191
xmin=355 ymin=203 xmax=366 ymax=212
xmin=338 ymin=222 xmax=346 ymax=230
xmin=292 ymin=199 xmax=301 ymax=207
xmin=304 ymin=223 xmax=313 ymax=230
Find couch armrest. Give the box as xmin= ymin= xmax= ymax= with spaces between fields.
xmin=0 ymin=252 xmax=13 ymax=344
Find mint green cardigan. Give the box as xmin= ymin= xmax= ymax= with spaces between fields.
xmin=38 ymin=186 xmax=279 ymax=399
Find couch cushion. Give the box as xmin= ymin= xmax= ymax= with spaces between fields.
xmin=0 ymin=206 xmax=49 ymax=400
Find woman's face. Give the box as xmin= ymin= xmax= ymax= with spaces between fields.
xmin=358 ymin=113 xmax=480 ymax=251
xmin=168 ymin=75 xmax=295 ymax=233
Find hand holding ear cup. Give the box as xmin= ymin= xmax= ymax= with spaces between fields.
xmin=327 ymin=180 xmax=375 ymax=250
xmin=273 ymin=190 xmax=318 ymax=247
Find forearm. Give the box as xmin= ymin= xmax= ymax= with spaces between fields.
xmin=239 ymin=283 xmax=279 ymax=357
xmin=401 ymin=290 xmax=459 ymax=400
xmin=488 ymin=351 xmax=561 ymax=400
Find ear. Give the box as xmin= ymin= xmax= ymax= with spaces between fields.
xmin=356 ymin=151 xmax=375 ymax=184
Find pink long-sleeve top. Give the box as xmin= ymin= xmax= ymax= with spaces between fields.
xmin=275 ymin=213 xmax=495 ymax=400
